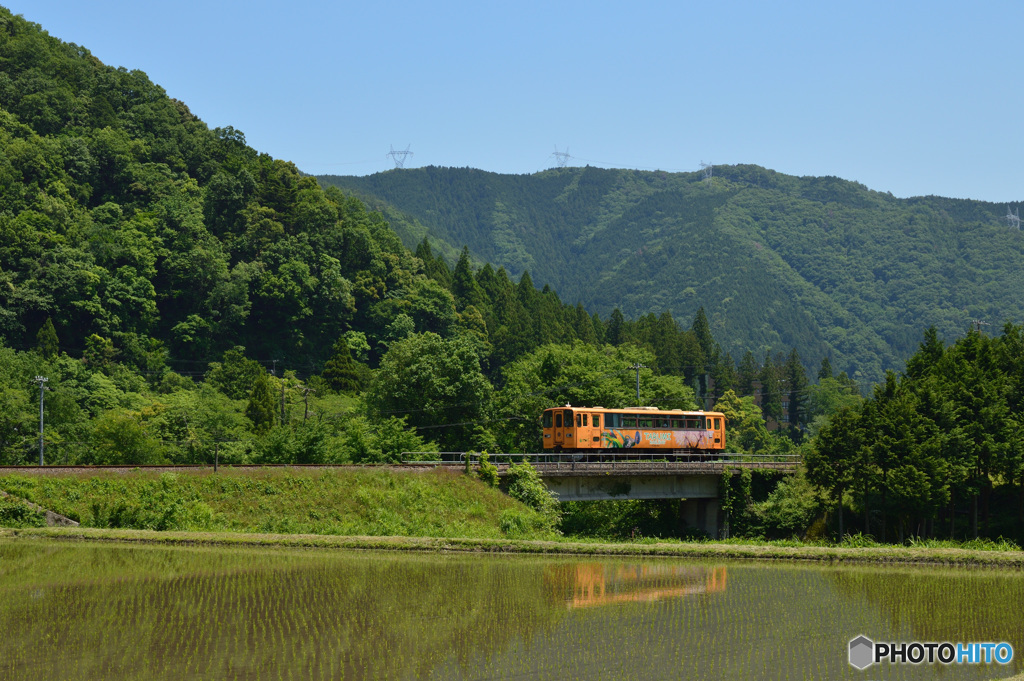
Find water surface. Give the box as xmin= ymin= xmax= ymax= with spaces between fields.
xmin=0 ymin=540 xmax=1019 ymax=680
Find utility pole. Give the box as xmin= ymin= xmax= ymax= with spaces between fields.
xmin=280 ymin=382 xmax=287 ymax=425
xmin=972 ymin=319 xmax=991 ymax=334
xmin=629 ymin=363 xmax=647 ymax=403
xmin=34 ymin=376 xmax=48 ymax=465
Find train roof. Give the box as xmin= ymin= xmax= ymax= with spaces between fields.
xmin=545 ymin=405 xmax=723 ymax=415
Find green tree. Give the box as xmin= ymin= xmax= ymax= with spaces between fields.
xmin=806 ymin=405 xmax=863 ymax=537
xmin=713 ymin=390 xmax=770 ymax=453
xmin=364 ymin=333 xmax=493 ymax=451
xmin=321 ymin=337 xmax=362 ymax=394
xmin=784 ymin=348 xmax=808 ymax=439
xmin=245 ymin=370 xmax=276 ymax=434
xmin=206 ymin=347 xmax=264 ymax=400
xmin=36 ymin=318 xmax=58 ymax=359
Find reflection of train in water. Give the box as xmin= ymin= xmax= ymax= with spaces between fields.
xmin=544 ymin=563 xmax=727 ymax=609
xmin=542 ymin=406 xmax=726 ymax=457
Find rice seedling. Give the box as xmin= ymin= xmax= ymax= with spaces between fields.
xmin=0 ymin=539 xmax=1020 ymax=680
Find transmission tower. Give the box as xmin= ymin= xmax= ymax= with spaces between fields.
xmin=1006 ymin=205 xmax=1021 ymax=230
xmin=552 ymin=146 xmax=571 ymax=168
xmin=387 ymin=144 xmax=414 ymax=169
xmin=700 ymin=161 xmax=713 ymax=186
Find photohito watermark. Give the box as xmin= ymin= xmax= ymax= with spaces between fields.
xmin=849 ymin=635 xmax=1014 ymax=670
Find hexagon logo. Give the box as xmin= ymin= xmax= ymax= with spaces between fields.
xmin=849 ymin=635 xmax=875 ymax=670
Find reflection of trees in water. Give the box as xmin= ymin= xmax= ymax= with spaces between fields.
xmin=544 ymin=562 xmax=727 ymax=609
xmin=825 ymin=568 xmax=1024 ymax=654
xmin=0 ymin=543 xmax=566 ymax=681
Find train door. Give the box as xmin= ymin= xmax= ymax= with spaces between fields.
xmin=562 ymin=409 xmax=575 ymax=450
xmin=589 ymin=413 xmax=602 ymax=448
xmin=576 ymin=412 xmax=599 ymax=450
xmin=553 ymin=410 xmax=567 ymax=449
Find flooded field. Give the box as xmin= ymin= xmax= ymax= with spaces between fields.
xmin=0 ymin=540 xmax=1021 ymax=680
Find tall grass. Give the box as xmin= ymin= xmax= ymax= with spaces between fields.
xmin=0 ymin=468 xmax=556 ymax=540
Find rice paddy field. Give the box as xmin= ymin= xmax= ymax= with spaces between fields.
xmin=1 ymin=539 xmax=1021 ymax=680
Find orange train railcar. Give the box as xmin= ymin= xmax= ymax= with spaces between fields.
xmin=541 ymin=406 xmax=726 ymax=455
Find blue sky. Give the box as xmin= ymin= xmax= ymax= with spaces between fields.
xmin=8 ymin=1 xmax=1024 ymax=202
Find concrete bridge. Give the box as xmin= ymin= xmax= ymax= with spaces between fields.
xmin=426 ymin=453 xmax=800 ymax=539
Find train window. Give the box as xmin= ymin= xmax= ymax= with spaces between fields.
xmin=564 ymin=409 xmax=573 ymax=425
xmin=593 ymin=414 xmax=601 ymax=428
xmin=582 ymin=414 xmax=588 ymax=427
xmin=623 ymin=416 xmax=637 ymax=428
xmin=671 ymin=418 xmax=684 ymax=429
xmin=576 ymin=414 xmax=581 ymax=427
xmin=638 ymin=418 xmax=653 ymax=428
xmin=606 ymin=413 xmax=619 ymax=428
xmin=714 ymin=418 xmax=721 ymax=429
xmin=555 ymin=413 xmax=562 ymax=428
xmin=543 ymin=411 xmax=552 ymax=428
xmin=685 ymin=417 xmax=698 ymax=429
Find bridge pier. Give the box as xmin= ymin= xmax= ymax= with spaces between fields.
xmin=679 ymin=497 xmax=722 ymax=539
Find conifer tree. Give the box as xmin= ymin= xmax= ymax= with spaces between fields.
xmin=737 ymin=351 xmax=758 ymax=396
xmin=36 ymin=318 xmax=58 ymax=359
xmin=759 ymin=353 xmax=783 ymax=426
xmin=711 ymin=350 xmax=736 ymax=401
xmin=785 ymin=348 xmax=809 ymax=438
xmin=691 ymin=306 xmax=716 ymax=363
xmin=818 ymin=356 xmax=833 ymax=381
xmin=606 ymin=308 xmax=626 ymax=346
xmin=452 ymin=246 xmax=485 ymax=310
xmin=245 ymin=370 xmax=277 ymax=434
xmin=321 ymin=337 xmax=362 ymax=393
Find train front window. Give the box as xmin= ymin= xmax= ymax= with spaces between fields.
xmin=555 ymin=413 xmax=562 ymax=428
xmin=582 ymin=414 xmax=588 ymax=427
xmin=543 ymin=411 xmax=553 ymax=428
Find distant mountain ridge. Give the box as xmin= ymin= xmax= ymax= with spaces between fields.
xmin=319 ymin=165 xmax=1024 ymax=383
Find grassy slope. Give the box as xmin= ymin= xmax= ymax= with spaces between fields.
xmin=0 ymin=468 xmax=550 ymax=539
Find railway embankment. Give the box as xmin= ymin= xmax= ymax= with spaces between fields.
xmin=0 ymin=466 xmax=552 ymax=539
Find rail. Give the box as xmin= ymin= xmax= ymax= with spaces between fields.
xmin=402 ymin=451 xmax=800 ymax=468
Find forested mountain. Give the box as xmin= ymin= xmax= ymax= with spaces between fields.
xmin=0 ymin=7 xmax=735 ymax=467
xmin=320 ymin=166 xmax=1024 ymax=384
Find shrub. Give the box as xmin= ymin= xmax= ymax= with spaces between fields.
xmin=504 ymin=460 xmax=560 ymax=532
xmin=476 ymin=452 xmax=499 ymax=488
xmin=0 ymin=496 xmax=46 ymax=528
